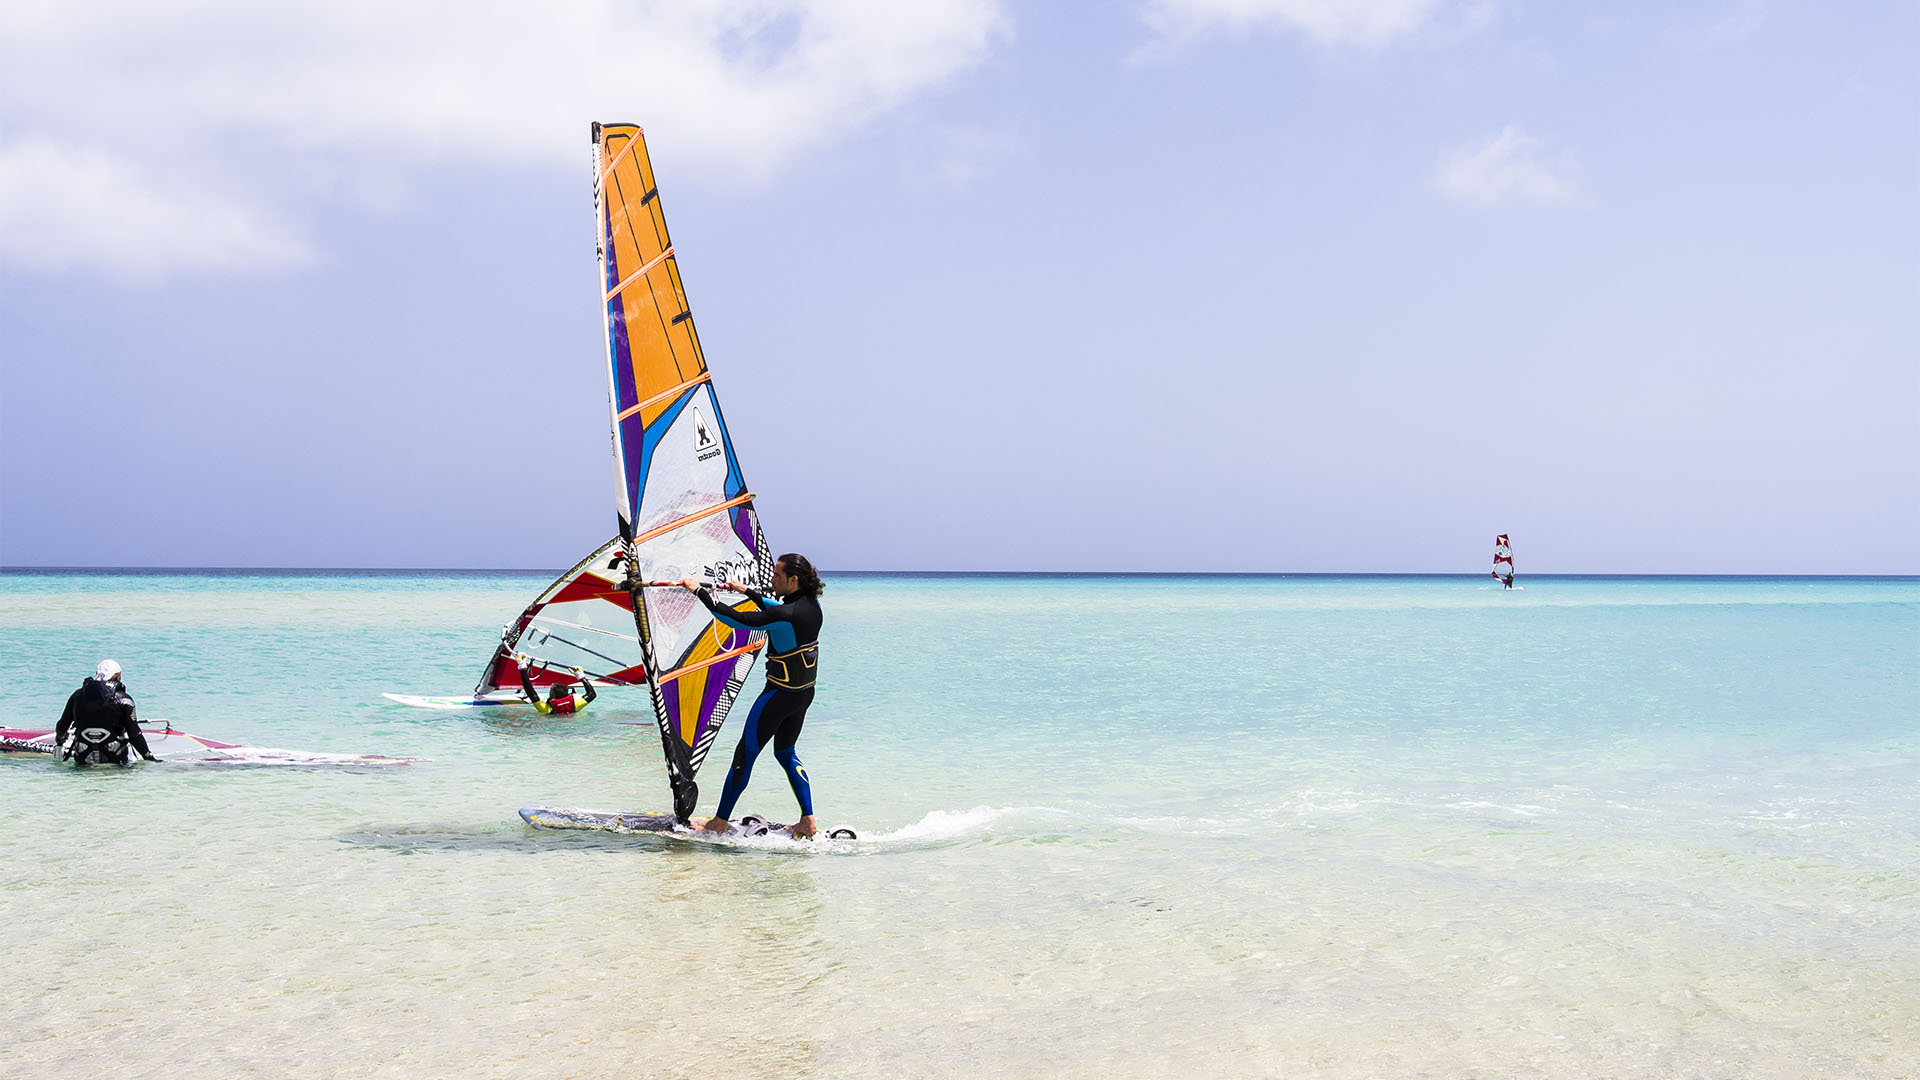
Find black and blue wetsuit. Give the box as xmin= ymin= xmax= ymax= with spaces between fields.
xmin=694 ymin=585 xmax=821 ymax=821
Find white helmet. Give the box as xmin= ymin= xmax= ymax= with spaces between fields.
xmin=95 ymin=659 xmax=123 ymax=682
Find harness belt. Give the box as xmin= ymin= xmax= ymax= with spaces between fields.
xmin=65 ymin=727 xmax=129 ymax=766
xmin=763 ymin=642 xmax=819 ymax=691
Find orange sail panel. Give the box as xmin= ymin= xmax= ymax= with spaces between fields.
xmin=594 ymin=122 xmax=774 ymax=814
xmin=598 ymin=123 xmax=706 ymax=449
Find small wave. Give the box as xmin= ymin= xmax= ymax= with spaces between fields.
xmin=867 ymin=805 xmax=1068 ymax=845
xmin=1104 ymin=813 xmax=1250 ymax=836
xmin=1444 ymin=800 xmax=1547 ymax=817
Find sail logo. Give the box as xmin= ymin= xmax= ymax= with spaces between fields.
xmin=707 ymin=556 xmax=758 ymax=586
xmin=690 ymin=406 xmax=723 ymax=462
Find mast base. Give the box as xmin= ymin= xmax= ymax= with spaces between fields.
xmin=672 ymin=779 xmax=699 ymax=825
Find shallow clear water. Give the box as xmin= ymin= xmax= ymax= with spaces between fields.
xmin=2 ymin=572 xmax=1915 ymax=1078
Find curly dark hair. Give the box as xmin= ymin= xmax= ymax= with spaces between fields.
xmin=778 ymin=553 xmax=824 ymax=598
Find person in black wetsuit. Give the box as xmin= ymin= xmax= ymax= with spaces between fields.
xmin=55 ymin=660 xmax=155 ymax=766
xmin=513 ymin=656 xmax=596 ymax=715
xmin=680 ymin=553 xmax=824 ymax=838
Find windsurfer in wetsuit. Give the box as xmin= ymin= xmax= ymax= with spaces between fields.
xmin=514 ymin=656 xmax=596 ymax=716
xmin=679 ymin=553 xmax=824 ymax=839
xmin=55 ymin=660 xmax=155 ymax=766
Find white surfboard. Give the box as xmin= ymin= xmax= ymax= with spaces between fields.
xmin=381 ymin=693 xmax=527 ymax=710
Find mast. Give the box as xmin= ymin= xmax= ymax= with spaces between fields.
xmin=593 ymin=122 xmax=635 ymax=547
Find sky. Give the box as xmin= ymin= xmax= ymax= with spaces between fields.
xmin=1 ymin=0 xmax=1915 ymax=573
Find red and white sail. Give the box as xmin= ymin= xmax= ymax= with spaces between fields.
xmin=472 ymin=538 xmax=652 ymax=699
xmin=1492 ymin=534 xmax=1515 ymax=581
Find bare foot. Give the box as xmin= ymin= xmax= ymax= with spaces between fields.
xmin=697 ymin=816 xmax=732 ymax=834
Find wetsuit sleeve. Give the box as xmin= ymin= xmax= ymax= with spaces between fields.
xmin=120 ymin=695 xmax=153 ymax=759
xmin=56 ymin=691 xmax=77 ymax=746
xmin=518 ymin=666 xmax=553 ymax=715
xmin=695 ymin=587 xmax=791 ymax=631
xmin=738 ymin=587 xmax=771 ymax=609
xmin=578 ymin=680 xmax=596 ymax=706
xmin=125 ymin=719 xmax=154 ymax=758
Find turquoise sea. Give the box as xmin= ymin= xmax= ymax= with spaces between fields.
xmin=2 ymin=571 xmax=1915 ymax=1078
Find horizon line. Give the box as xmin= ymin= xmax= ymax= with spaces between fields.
xmin=2 ymin=566 xmax=1915 ymax=581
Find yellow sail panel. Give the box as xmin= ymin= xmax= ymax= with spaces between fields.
xmin=676 ymin=668 xmax=708 ymax=747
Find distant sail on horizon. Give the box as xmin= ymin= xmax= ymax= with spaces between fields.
xmin=1493 ymin=534 xmax=1514 ymax=583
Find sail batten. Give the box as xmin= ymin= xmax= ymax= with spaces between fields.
xmin=526 ymin=617 xmax=642 ymax=643
xmin=598 ymin=127 xmax=644 ymax=184
xmin=630 ymin=493 xmax=757 ymax=546
xmin=658 ymin=641 xmax=766 ymax=686
xmin=606 ymin=245 xmax=675 ymax=301
xmin=615 ymin=373 xmax=711 ymax=424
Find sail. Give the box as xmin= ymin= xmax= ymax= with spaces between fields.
xmin=593 ymin=121 xmax=774 ymax=819
xmin=1493 ymin=534 xmax=1514 ymax=581
xmin=473 ymin=538 xmax=652 ymax=699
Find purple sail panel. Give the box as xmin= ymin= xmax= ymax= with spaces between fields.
xmin=603 ymin=213 xmax=637 ymax=413
xmin=659 ymin=680 xmax=682 ymax=743
xmin=619 ymin=410 xmax=649 ymax=528
xmin=731 ymin=506 xmax=756 ymax=551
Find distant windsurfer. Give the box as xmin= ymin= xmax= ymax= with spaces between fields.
xmin=680 ymin=553 xmax=825 ymax=839
xmin=1493 ymin=534 xmax=1515 ymax=589
xmin=55 ymin=660 xmax=155 ymax=766
xmin=514 ymin=657 xmax=596 ymax=716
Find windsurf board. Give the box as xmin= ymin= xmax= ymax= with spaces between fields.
xmin=519 ymin=806 xmax=856 ymax=841
xmin=382 ymin=693 xmax=527 ymax=710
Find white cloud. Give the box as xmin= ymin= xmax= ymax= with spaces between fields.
xmin=1434 ymin=125 xmax=1576 ymax=207
xmin=0 ymin=137 xmax=314 ymax=278
xmin=0 ymin=0 xmax=1009 ymax=280
xmin=1140 ymin=0 xmax=1451 ymax=49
